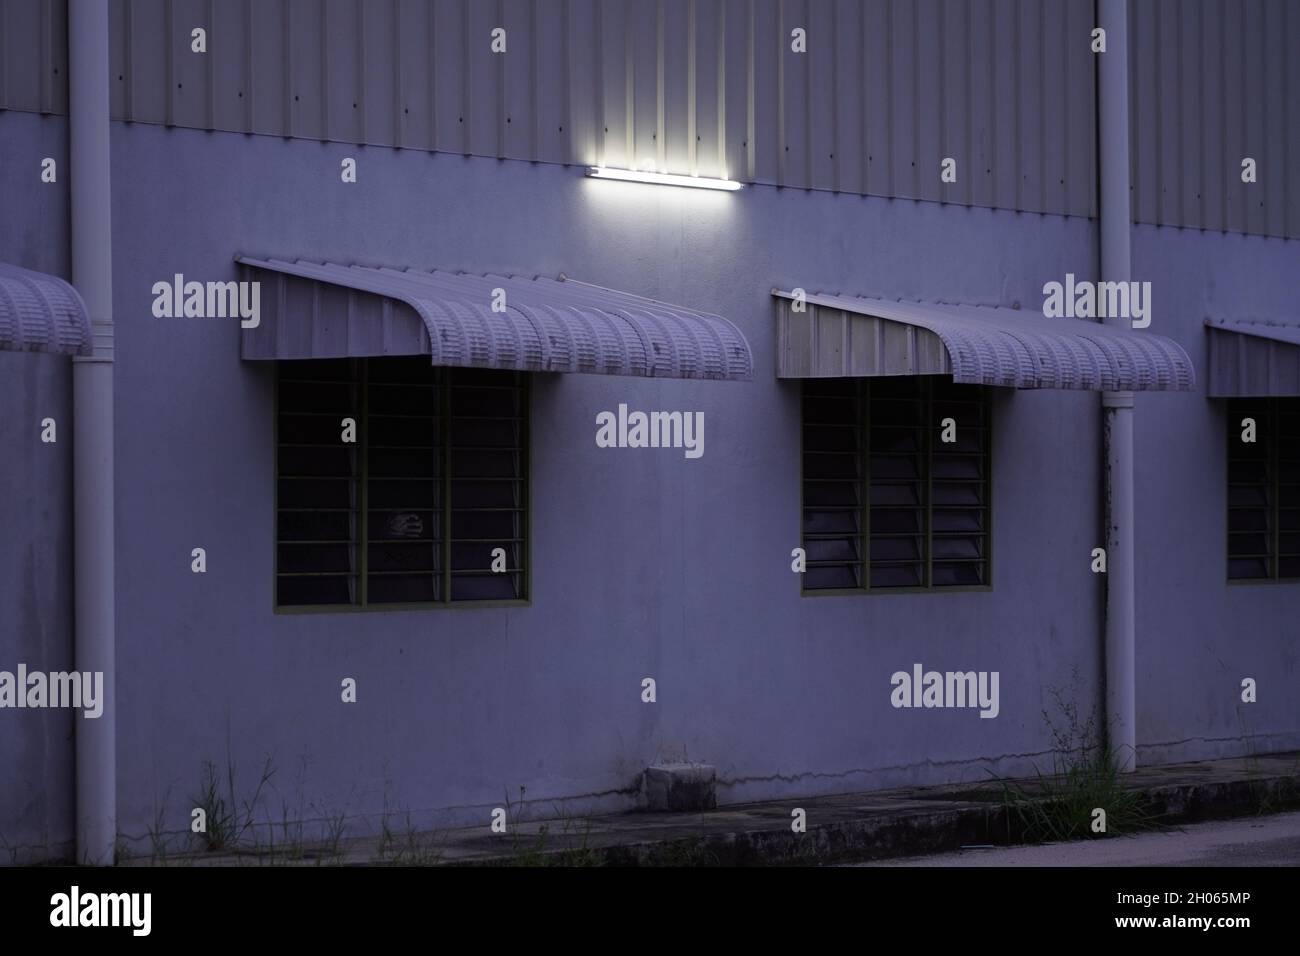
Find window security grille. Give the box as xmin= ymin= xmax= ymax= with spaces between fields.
xmin=1227 ymin=398 xmax=1300 ymax=581
xmin=801 ymin=376 xmax=990 ymax=592
xmin=276 ymin=358 xmax=527 ymax=607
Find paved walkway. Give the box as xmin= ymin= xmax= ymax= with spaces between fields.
xmin=854 ymin=809 xmax=1300 ymax=866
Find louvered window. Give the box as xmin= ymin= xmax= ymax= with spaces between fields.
xmin=276 ymin=358 xmax=527 ymax=608
xmin=1227 ymin=398 xmax=1300 ymax=581
xmin=801 ymin=377 xmax=990 ymax=592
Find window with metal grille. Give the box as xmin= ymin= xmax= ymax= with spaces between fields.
xmin=801 ymin=376 xmax=990 ymax=592
xmin=1227 ymin=398 xmax=1300 ymax=582
xmin=276 ymin=357 xmax=527 ymax=608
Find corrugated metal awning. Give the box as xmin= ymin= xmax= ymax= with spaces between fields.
xmin=238 ymin=257 xmax=752 ymax=381
xmin=0 ymin=262 xmax=92 ymax=356
xmin=1205 ymin=317 xmax=1300 ymax=397
xmin=774 ymin=289 xmax=1195 ymax=391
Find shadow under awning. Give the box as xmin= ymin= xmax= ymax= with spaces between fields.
xmin=0 ymin=262 xmax=92 ymax=356
xmin=774 ymin=289 xmax=1195 ymax=391
xmin=1205 ymin=317 xmax=1300 ymax=397
xmin=238 ymin=256 xmax=753 ymax=381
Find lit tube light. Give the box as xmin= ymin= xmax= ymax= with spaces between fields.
xmin=585 ymin=165 xmax=743 ymax=191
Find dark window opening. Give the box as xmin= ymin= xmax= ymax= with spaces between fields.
xmin=801 ymin=376 xmax=990 ymax=593
xmin=1227 ymin=397 xmax=1300 ymax=582
xmin=276 ymin=358 xmax=527 ymax=607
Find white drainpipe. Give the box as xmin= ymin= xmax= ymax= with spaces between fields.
xmin=69 ymin=0 xmax=117 ymax=862
xmin=1098 ymin=0 xmax=1136 ymax=771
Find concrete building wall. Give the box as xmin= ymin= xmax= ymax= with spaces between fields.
xmin=0 ymin=112 xmax=76 ymax=863
xmin=1131 ymin=225 xmax=1300 ymax=764
xmin=83 ymin=116 xmax=1113 ymax=842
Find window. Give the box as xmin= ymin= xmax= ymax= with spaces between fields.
xmin=276 ymin=357 xmax=527 ymax=608
xmin=801 ymin=376 xmax=990 ymax=592
xmin=1226 ymin=397 xmax=1300 ymax=581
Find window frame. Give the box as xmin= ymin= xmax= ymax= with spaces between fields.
xmin=1225 ymin=396 xmax=1300 ymax=586
xmin=799 ymin=375 xmax=993 ymax=596
xmin=272 ymin=360 xmax=532 ymax=614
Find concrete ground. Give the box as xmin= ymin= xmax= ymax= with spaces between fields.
xmin=122 ymin=751 xmax=1300 ymax=866
xmin=851 ymin=809 xmax=1300 ymax=866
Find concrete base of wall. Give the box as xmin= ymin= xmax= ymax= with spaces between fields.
xmin=110 ymin=752 xmax=1300 ymax=867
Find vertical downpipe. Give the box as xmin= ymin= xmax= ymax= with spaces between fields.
xmin=69 ymin=0 xmax=117 ymax=862
xmin=1098 ymin=0 xmax=1136 ymax=771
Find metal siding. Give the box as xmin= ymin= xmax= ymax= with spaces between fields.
xmin=825 ymin=0 xmax=853 ymax=193
xmin=1164 ymin=0 xmax=1185 ymax=227
xmin=531 ymin=0 xmax=566 ymax=164
xmin=1243 ymin=0 xmax=1264 ymax=237
xmin=1196 ymin=0 xmax=1218 ymax=231
xmin=628 ymin=0 xmax=655 ymax=172
xmin=3 ymin=0 xmax=1293 ymax=233
xmin=1177 ymin=0 xmax=1198 ymax=230
xmin=662 ymin=0 xmax=691 ymax=177
xmin=464 ymin=0 xmax=494 ymax=157
xmin=595 ymin=0 xmax=620 ymax=168
xmin=692 ymin=0 xmax=718 ymax=178
xmin=2 ymin=0 xmax=39 ymax=111
xmin=1041 ymin=0 xmax=1067 ymax=215
xmin=168 ymin=0 xmax=204 ymax=129
xmin=914 ymin=0 xmax=941 ymax=204
xmin=565 ymin=0 xmax=593 ymax=165
xmin=208 ymin=0 xmax=245 ymax=133
xmin=498 ymin=0 xmax=525 ymax=159
xmin=394 ymin=0 xmax=432 ymax=151
xmin=751 ymin=0 xmax=778 ymax=185
xmin=1069 ymin=0 xmax=1095 ymax=217
xmin=990 ymin=0 xmax=1016 ymax=211
xmin=966 ymin=0 xmax=993 ymax=209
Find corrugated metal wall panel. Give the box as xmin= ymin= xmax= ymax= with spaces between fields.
xmin=913 ymin=0 xmax=940 ymax=204
xmin=5 ymin=0 xmax=1294 ymax=234
xmin=1128 ymin=0 xmax=1297 ymax=237
xmin=751 ymin=0 xmax=778 ymax=185
xmin=1289 ymin=0 xmax=1300 ymax=239
xmin=662 ymin=0 xmax=691 ymax=178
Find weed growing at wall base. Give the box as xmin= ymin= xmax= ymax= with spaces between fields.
xmin=1000 ymin=679 xmax=1162 ymax=841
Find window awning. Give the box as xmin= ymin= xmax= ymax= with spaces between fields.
xmin=238 ymin=257 xmax=752 ymax=381
xmin=774 ymin=289 xmax=1195 ymax=391
xmin=0 ymin=263 xmax=92 ymax=356
xmin=1205 ymin=317 xmax=1300 ymax=397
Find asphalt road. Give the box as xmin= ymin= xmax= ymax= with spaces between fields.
xmin=851 ymin=811 xmax=1300 ymax=866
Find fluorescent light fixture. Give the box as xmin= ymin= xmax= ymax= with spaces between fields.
xmin=585 ymin=166 xmax=743 ymax=191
